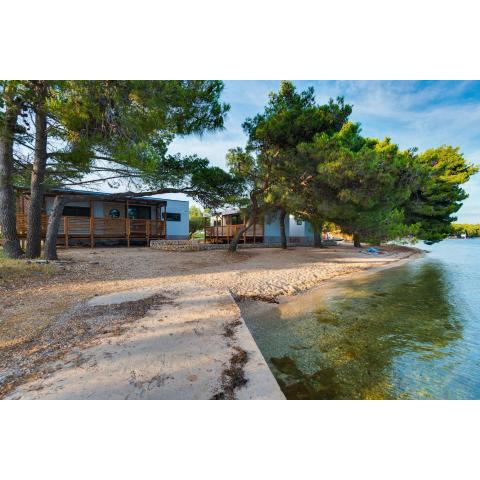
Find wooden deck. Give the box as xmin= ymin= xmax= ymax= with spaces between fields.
xmin=204 ymin=223 xmax=264 ymax=244
xmin=16 ymin=214 xmax=166 ymax=247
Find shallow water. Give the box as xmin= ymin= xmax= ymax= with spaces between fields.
xmin=244 ymin=239 xmax=480 ymax=399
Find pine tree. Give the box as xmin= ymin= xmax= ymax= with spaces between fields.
xmin=405 ymin=146 xmax=478 ymax=243
xmin=294 ymin=123 xmax=422 ymax=246
xmin=228 ymin=81 xmax=352 ymax=251
xmin=6 ymin=81 xmax=232 ymax=258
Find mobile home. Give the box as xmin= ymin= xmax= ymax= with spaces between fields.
xmin=14 ymin=188 xmax=189 ymax=247
xmin=204 ymin=208 xmax=314 ymax=246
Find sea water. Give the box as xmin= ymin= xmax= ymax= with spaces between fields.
xmin=245 ymin=239 xmax=480 ymax=399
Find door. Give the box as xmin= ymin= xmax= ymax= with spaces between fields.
xmin=127 ymin=205 xmax=151 ymax=236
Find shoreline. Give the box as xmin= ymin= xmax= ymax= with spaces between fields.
xmin=279 ymin=246 xmax=423 ymax=304
xmin=238 ymin=247 xmax=424 ymax=327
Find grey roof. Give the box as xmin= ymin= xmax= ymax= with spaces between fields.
xmin=16 ymin=186 xmax=167 ymax=205
xmin=209 ymin=207 xmax=240 ymax=216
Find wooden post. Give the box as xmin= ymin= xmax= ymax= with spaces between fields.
xmin=243 ymin=214 xmax=246 ymax=244
xmin=90 ymin=217 xmax=95 ymax=248
xmin=126 ymin=199 xmax=130 ymax=247
xmin=89 ymin=199 xmax=94 ymax=248
xmin=64 ymin=216 xmax=69 ymax=249
xmin=163 ymin=204 xmax=167 ymax=239
xmin=146 ymin=220 xmax=150 ymax=246
xmin=253 ymin=221 xmax=256 ymax=244
xmin=204 ymin=216 xmax=207 ymax=243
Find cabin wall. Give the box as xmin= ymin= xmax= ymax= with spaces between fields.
xmin=288 ymin=215 xmax=314 ymax=245
xmin=164 ymin=199 xmax=189 ymax=239
xmin=264 ymin=211 xmax=290 ymax=244
xmin=304 ymin=221 xmax=315 ymax=239
xmin=45 ymin=197 xmax=93 ymax=215
xmin=289 ymin=215 xmax=305 ymax=238
xmin=44 ymin=198 xmax=159 ymax=220
xmin=101 ymin=201 xmax=128 ymax=218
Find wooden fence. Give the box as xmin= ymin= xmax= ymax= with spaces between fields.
xmin=16 ymin=214 xmax=166 ymax=247
xmin=204 ymin=223 xmax=264 ymax=244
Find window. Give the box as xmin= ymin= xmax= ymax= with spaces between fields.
xmin=229 ymin=214 xmax=243 ymax=225
xmin=109 ymin=208 xmax=121 ymax=218
xmin=128 ymin=206 xmax=151 ymax=219
xmin=63 ymin=206 xmax=90 ymax=217
xmin=162 ymin=212 xmax=181 ymax=222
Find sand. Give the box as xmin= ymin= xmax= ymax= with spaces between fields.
xmin=0 ymin=242 xmax=420 ymax=399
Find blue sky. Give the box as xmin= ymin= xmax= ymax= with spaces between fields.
xmin=169 ymin=81 xmax=480 ymax=223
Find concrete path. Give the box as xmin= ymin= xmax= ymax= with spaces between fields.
xmin=7 ymin=282 xmax=284 ymax=400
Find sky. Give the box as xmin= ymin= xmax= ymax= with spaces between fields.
xmin=168 ymin=80 xmax=480 ymax=223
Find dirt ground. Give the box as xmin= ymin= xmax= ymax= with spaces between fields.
xmin=0 ymin=243 xmax=419 ymax=398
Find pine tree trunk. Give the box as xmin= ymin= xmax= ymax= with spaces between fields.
xmin=313 ymin=229 xmax=323 ymax=247
xmin=228 ymin=215 xmax=255 ymax=253
xmin=353 ymin=232 xmax=361 ymax=248
xmin=44 ymin=196 xmax=67 ymax=260
xmin=26 ymin=85 xmax=48 ymax=258
xmin=0 ymin=100 xmax=23 ymax=258
xmin=312 ymin=220 xmax=323 ymax=247
xmin=279 ymin=208 xmax=287 ymax=249
xmin=229 ymin=194 xmax=259 ymax=253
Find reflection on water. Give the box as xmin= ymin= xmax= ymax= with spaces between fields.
xmin=245 ymin=239 xmax=480 ymax=399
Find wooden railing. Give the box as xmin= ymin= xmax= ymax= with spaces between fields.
xmin=205 ymin=223 xmax=264 ymax=244
xmin=16 ymin=214 xmax=166 ymax=247
xmin=16 ymin=214 xmax=49 ymax=237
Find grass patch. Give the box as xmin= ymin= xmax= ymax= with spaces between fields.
xmin=0 ymin=248 xmax=56 ymax=289
xmin=191 ymin=230 xmax=205 ymax=240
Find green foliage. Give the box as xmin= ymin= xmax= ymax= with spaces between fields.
xmin=189 ymin=206 xmax=205 ymax=238
xmin=451 ymin=224 xmax=480 ymax=237
xmin=243 ymin=81 xmax=352 ymax=151
xmin=3 ymin=80 xmax=238 ymax=208
xmin=230 ymin=82 xmax=477 ymax=247
xmin=404 ymin=146 xmax=478 ymax=243
xmin=293 ymin=123 xmax=422 ymax=243
xmin=228 ymin=81 xmax=352 ymax=223
xmin=225 ymin=147 xmax=265 ymax=216
xmin=51 ymin=81 xmax=229 ymax=185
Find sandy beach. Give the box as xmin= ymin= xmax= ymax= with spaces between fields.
xmin=0 ymin=243 xmax=421 ymax=399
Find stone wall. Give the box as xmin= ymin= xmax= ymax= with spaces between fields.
xmin=150 ymin=240 xmax=217 ymax=251
xmin=150 ymin=239 xmax=317 ymax=251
